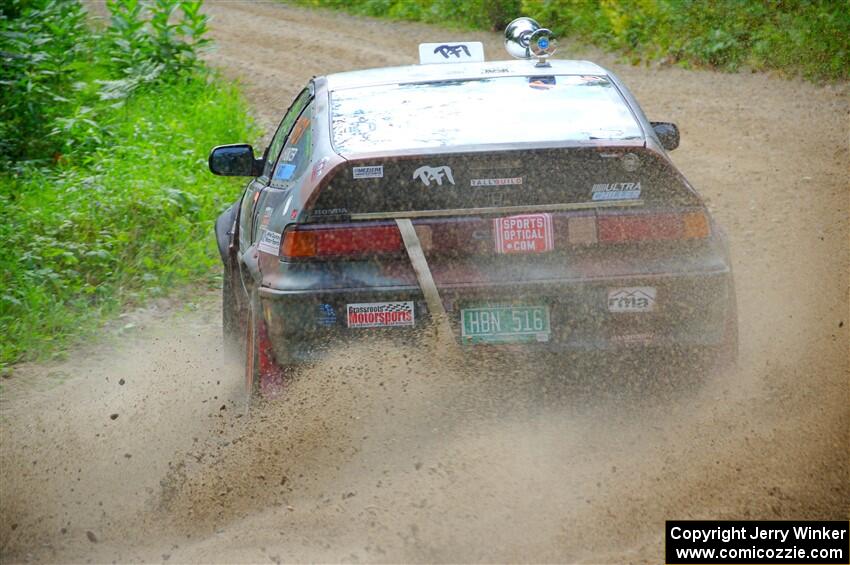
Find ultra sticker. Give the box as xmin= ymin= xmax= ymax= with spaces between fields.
xmin=281 ymin=147 xmax=298 ymax=162
xmin=470 ymin=177 xmax=523 ymax=187
xmin=607 ymin=287 xmax=656 ymax=313
xmin=413 ymin=165 xmax=454 ymax=186
xmin=257 ymin=230 xmax=281 ymax=256
xmin=592 ymin=181 xmax=641 ymax=201
xmin=347 ymin=302 xmax=414 ymax=329
xmin=493 ymin=214 xmax=554 ymax=254
xmin=353 ymin=165 xmax=384 ymax=179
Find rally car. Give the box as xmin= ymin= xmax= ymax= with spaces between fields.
xmin=210 ymin=18 xmax=738 ymax=398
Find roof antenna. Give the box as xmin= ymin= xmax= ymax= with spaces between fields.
xmin=504 ymin=17 xmax=557 ymax=67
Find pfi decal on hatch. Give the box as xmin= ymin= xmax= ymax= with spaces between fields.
xmin=413 ymin=165 xmax=454 ymax=187
xmin=591 ymin=182 xmax=641 ymax=201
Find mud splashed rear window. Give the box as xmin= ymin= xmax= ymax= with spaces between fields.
xmin=330 ymin=75 xmax=642 ymax=154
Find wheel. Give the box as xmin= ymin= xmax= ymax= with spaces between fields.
xmin=244 ymin=287 xmax=286 ymax=410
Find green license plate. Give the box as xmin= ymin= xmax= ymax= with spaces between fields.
xmin=460 ymin=304 xmax=551 ymax=344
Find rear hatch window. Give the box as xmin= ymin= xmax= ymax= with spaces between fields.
xmin=312 ymin=75 xmax=697 ymax=220
xmin=330 ymin=75 xmax=642 ymax=153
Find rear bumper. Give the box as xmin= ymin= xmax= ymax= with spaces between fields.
xmin=258 ymin=268 xmax=734 ymax=365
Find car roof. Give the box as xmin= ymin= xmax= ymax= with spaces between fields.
xmin=324 ymin=59 xmax=609 ymax=91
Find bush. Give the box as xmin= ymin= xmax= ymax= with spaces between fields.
xmin=0 ymin=0 xmax=255 ymax=365
xmin=288 ymin=0 xmax=850 ymax=81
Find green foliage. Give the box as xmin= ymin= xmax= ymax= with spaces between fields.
xmin=0 ymin=0 xmax=92 ymax=167
xmin=289 ymin=0 xmax=849 ymax=81
xmin=521 ymin=0 xmax=849 ymax=80
xmin=0 ymin=0 xmax=214 ymax=169
xmin=0 ymin=0 xmax=255 ymax=365
xmin=102 ymin=0 xmax=210 ymax=98
xmin=294 ymin=0 xmax=521 ymax=30
xmin=0 ymin=76 xmax=254 ymax=365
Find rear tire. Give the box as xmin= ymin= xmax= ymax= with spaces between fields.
xmin=244 ymin=288 xmax=287 ymax=411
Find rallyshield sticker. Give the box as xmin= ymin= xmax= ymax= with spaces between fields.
xmin=470 ymin=177 xmax=523 ymax=187
xmin=607 ymin=287 xmax=656 ymax=312
xmin=347 ymin=302 xmax=414 ymax=328
xmin=257 ymin=230 xmax=281 ymax=256
xmin=592 ymin=182 xmax=641 ymax=201
xmin=352 ymin=165 xmax=384 ymax=179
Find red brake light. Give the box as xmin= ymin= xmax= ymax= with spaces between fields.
xmin=597 ymin=210 xmax=710 ymax=243
xmin=280 ymin=223 xmax=403 ymax=259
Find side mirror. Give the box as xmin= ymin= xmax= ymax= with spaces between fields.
xmin=208 ymin=144 xmax=264 ymax=176
xmin=651 ymin=122 xmax=679 ymax=151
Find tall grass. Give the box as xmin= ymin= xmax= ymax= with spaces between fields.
xmin=0 ymin=0 xmax=256 ymax=365
xmin=289 ymin=0 xmax=849 ymax=82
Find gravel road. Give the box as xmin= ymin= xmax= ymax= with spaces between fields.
xmin=1 ymin=1 xmax=847 ymax=562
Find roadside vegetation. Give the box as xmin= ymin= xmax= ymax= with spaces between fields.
xmin=290 ymin=0 xmax=849 ymax=82
xmin=0 ymin=0 xmax=255 ymax=366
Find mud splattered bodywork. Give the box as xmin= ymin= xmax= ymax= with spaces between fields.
xmin=210 ymin=58 xmax=736 ymax=395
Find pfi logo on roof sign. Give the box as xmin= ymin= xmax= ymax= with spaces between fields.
xmin=418 ymin=42 xmax=485 ymax=64
xmin=413 ymin=165 xmax=455 ymax=187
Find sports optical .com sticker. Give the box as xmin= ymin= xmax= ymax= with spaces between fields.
xmin=470 ymin=177 xmax=523 ymax=187
xmin=347 ymin=302 xmax=415 ymax=329
xmin=608 ymin=287 xmax=656 ymax=312
xmin=592 ymin=181 xmax=641 ymax=201
xmin=493 ymin=213 xmax=554 ymax=254
xmin=352 ymin=165 xmax=384 ymax=179
xmin=257 ymin=230 xmax=281 ymax=256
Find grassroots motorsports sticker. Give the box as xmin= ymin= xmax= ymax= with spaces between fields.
xmin=346 ymin=301 xmax=414 ymax=329
xmin=592 ymin=181 xmax=641 ymax=201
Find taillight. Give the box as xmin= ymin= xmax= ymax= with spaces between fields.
xmin=280 ymin=223 xmax=403 ymax=259
xmin=594 ymin=210 xmax=710 ymax=244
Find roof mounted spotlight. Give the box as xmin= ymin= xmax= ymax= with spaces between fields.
xmin=504 ymin=17 xmax=557 ymax=67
